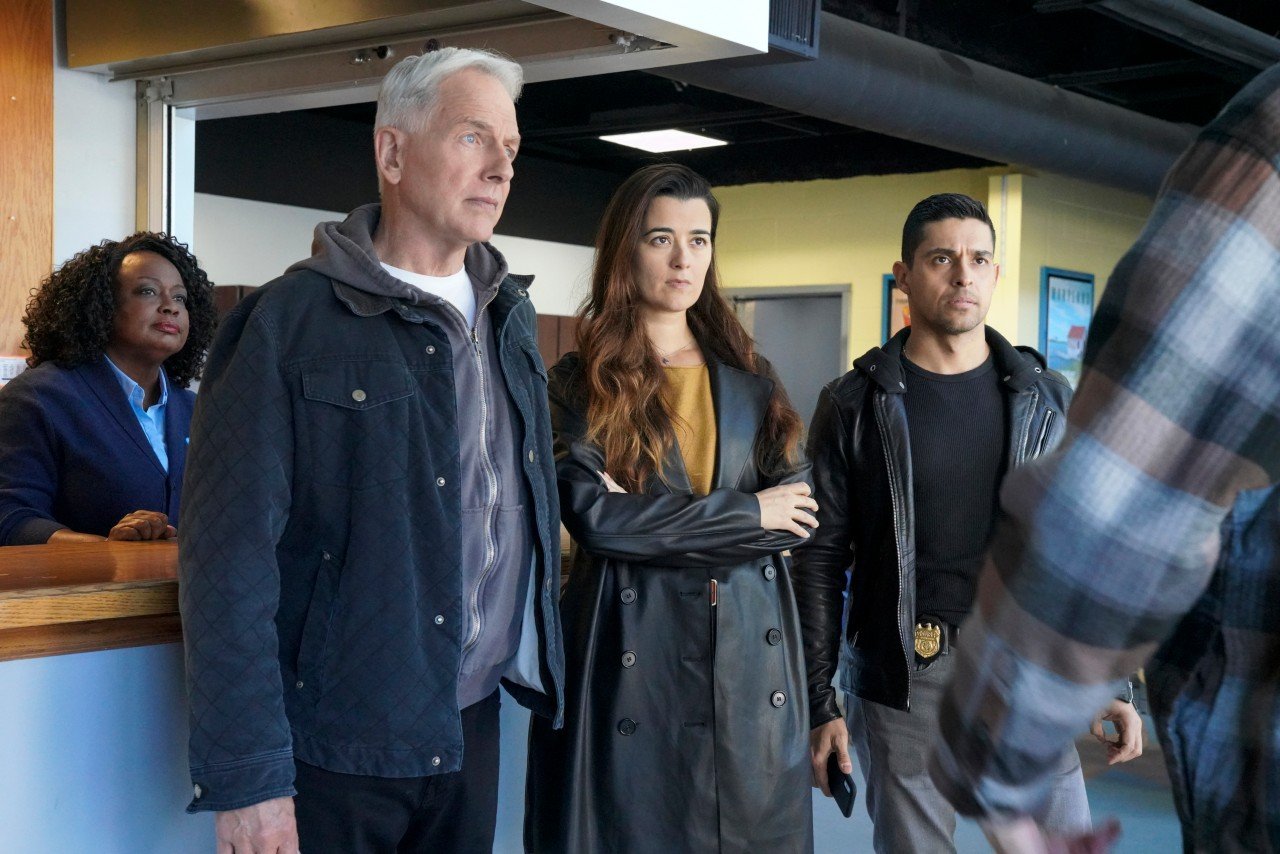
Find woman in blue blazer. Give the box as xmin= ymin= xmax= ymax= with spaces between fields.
xmin=0 ymin=232 xmax=217 ymax=545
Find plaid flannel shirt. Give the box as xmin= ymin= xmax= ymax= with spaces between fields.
xmin=930 ymin=61 xmax=1280 ymax=849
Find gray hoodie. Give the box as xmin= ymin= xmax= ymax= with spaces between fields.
xmin=290 ymin=204 xmax=535 ymax=708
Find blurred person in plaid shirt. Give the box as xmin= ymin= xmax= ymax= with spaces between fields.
xmin=929 ymin=63 xmax=1280 ymax=853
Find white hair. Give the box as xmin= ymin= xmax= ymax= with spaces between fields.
xmin=374 ymin=47 xmax=523 ymax=134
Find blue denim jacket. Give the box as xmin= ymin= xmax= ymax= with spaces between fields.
xmin=179 ymin=225 xmax=564 ymax=812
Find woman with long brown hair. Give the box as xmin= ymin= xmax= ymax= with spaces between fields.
xmin=525 ymin=163 xmax=817 ymax=853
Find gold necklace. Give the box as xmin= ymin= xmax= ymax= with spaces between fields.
xmin=655 ymin=338 xmax=696 ymax=364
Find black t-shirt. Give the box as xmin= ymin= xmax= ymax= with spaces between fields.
xmin=902 ymin=353 xmax=1007 ymax=626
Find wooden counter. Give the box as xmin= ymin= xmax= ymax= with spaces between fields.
xmin=0 ymin=530 xmax=573 ymax=664
xmin=0 ymin=540 xmax=180 ymax=662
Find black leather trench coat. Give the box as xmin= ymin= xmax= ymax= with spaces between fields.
xmin=526 ymin=352 xmax=814 ymax=854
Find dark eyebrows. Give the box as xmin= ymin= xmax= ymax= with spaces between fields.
xmin=919 ymin=246 xmax=993 ymax=258
xmin=132 ymin=276 xmax=186 ymax=289
xmin=641 ymin=227 xmax=712 ymax=237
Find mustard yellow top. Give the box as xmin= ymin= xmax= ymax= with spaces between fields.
xmin=662 ymin=365 xmax=717 ymax=496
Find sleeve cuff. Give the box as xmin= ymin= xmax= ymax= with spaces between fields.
xmin=809 ymin=690 xmax=842 ymax=730
xmin=9 ymin=516 xmax=65 ymax=545
xmin=186 ymin=749 xmax=297 ymax=813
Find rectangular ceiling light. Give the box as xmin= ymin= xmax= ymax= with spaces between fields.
xmin=599 ymin=129 xmax=728 ymax=153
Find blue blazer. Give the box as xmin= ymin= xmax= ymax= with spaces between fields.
xmin=0 ymin=358 xmax=195 ymax=545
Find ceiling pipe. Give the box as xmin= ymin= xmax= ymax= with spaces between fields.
xmin=651 ymin=12 xmax=1199 ymax=194
xmin=1041 ymin=0 xmax=1280 ymax=71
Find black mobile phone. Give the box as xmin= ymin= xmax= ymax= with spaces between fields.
xmin=826 ymin=752 xmax=857 ymax=818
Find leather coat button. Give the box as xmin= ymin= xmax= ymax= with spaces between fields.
xmin=618 ymin=718 xmax=637 ymax=736
xmin=620 ymin=587 xmax=637 ymax=604
xmin=763 ymin=564 xmax=776 ymax=581
xmin=771 ymin=691 xmax=787 ymax=708
xmin=766 ymin=628 xmax=782 ymax=646
xmin=621 ymin=651 xmax=637 ymax=668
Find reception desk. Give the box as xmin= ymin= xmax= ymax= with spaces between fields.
xmin=0 ymin=540 xmax=182 ymax=662
xmin=0 ymin=541 xmax=213 ymax=852
xmin=0 ymin=537 xmax=576 ymax=852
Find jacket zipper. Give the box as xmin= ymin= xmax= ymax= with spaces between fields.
xmin=873 ymin=394 xmax=913 ymax=712
xmin=463 ymin=309 xmax=500 ymax=652
xmin=427 ymin=296 xmax=501 ymax=654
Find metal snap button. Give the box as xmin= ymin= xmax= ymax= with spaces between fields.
xmin=618 ymin=718 xmax=637 ymax=736
xmin=517 ymin=288 xmax=527 ymax=297
xmin=431 ymin=756 xmax=442 ymax=767
xmin=434 ymin=614 xmax=444 ymax=625
xmin=322 ymin=551 xmax=331 ymax=561
xmin=621 ymin=651 xmax=637 ymax=668
xmin=436 ymin=476 xmax=446 ymax=487
xmin=295 ymin=680 xmax=304 ymax=689
xmin=771 ymin=691 xmax=787 ymax=708
xmin=620 ymin=587 xmax=637 ymax=604
xmin=1035 ymin=367 xmax=1042 ymax=373
xmin=766 ymin=628 xmax=782 ymax=646
xmin=528 ymin=450 xmax=536 ymax=463
xmin=193 ymin=784 xmax=203 ymax=799
xmin=425 ymin=345 xmax=436 ymax=355
xmin=351 ymin=388 xmax=367 ymax=402
xmin=762 ymin=564 xmax=776 ymax=581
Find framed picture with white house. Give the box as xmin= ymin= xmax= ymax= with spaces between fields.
xmin=1039 ymin=267 xmax=1095 ymax=388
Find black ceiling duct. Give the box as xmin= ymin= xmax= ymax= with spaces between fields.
xmin=654 ymin=12 xmax=1199 ymax=194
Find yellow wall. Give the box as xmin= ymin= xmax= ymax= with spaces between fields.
xmin=1014 ymin=172 xmax=1152 ymax=345
xmin=714 ymin=167 xmax=1152 ymax=363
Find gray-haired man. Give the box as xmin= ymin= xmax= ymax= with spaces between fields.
xmin=180 ymin=48 xmax=564 ymax=853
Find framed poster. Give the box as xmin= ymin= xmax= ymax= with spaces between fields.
xmin=1039 ymin=267 xmax=1095 ymax=388
xmin=882 ymin=273 xmax=911 ymax=342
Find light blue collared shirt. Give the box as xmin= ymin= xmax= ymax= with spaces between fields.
xmin=104 ymin=357 xmax=170 ymax=472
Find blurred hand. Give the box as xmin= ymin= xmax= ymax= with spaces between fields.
xmin=215 ymin=797 xmax=299 ymax=854
xmin=808 ymin=717 xmax=852 ymax=797
xmin=983 ymin=816 xmax=1121 ymax=854
xmin=756 ymin=482 xmax=819 ymax=537
xmin=1091 ymin=699 xmax=1144 ymax=765
xmin=107 ymin=510 xmax=176 ymax=541
xmin=597 ymin=471 xmax=627 ymax=493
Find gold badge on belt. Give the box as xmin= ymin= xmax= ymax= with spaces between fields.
xmin=914 ymin=622 xmax=941 ymax=658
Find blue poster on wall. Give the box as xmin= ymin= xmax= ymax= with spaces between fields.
xmin=1040 ymin=268 xmax=1095 ymax=388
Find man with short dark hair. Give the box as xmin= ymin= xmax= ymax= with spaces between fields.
xmin=794 ymin=193 xmax=1141 ymax=851
xmin=179 ymin=47 xmax=564 ymax=854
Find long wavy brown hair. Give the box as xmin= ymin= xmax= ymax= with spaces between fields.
xmin=576 ymin=163 xmax=803 ymax=490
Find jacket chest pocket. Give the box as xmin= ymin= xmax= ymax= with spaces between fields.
xmin=1030 ymin=408 xmax=1059 ymax=459
xmin=300 ymin=358 xmax=417 ymax=488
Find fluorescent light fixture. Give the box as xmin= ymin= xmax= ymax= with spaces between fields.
xmin=599 ymin=129 xmax=728 ymax=153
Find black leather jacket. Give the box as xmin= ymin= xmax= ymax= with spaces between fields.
xmin=791 ymin=327 xmax=1072 ymax=726
xmin=527 ymin=352 xmax=815 ymax=853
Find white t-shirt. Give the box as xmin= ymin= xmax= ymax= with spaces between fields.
xmin=381 ymin=262 xmax=477 ymax=327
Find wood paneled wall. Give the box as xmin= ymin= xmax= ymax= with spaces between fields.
xmin=0 ymin=0 xmax=53 ymax=356
xmin=537 ymin=313 xmax=578 ymax=370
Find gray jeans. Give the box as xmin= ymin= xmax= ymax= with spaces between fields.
xmin=846 ymin=653 xmax=1091 ymax=853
